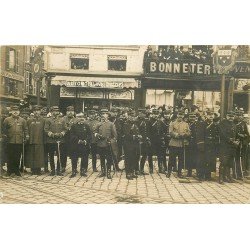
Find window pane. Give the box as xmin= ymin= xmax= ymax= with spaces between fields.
xmin=108 ymin=60 xmax=126 ymax=71
xmin=71 ymin=58 xmax=89 ymax=69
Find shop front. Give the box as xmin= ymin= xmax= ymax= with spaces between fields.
xmin=140 ymin=58 xmax=229 ymax=111
xmin=50 ymin=75 xmax=138 ymax=113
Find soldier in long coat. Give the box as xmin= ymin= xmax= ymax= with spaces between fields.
xmin=25 ymin=105 xmax=45 ymax=175
xmin=69 ymin=113 xmax=91 ymax=178
xmin=3 ymin=105 xmax=29 ymax=176
xmin=44 ymin=106 xmax=67 ymax=176
xmin=218 ymin=111 xmax=238 ymax=184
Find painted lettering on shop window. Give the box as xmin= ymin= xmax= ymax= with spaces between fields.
xmin=148 ymin=61 xmax=212 ymax=75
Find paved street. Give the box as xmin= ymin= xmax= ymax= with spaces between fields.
xmin=0 ymin=159 xmax=250 ymax=204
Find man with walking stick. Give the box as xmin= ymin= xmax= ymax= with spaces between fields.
xmin=3 ymin=105 xmax=29 ymax=177
xmin=44 ymin=106 xmax=67 ymax=176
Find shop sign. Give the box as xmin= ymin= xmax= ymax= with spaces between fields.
xmin=1 ymin=70 xmax=24 ymax=82
xmin=147 ymin=61 xmax=215 ymax=75
xmin=70 ymin=54 xmax=89 ymax=59
xmin=79 ymin=90 xmax=104 ymax=99
xmin=109 ymin=90 xmax=134 ymax=100
xmin=232 ymin=62 xmax=250 ymax=74
xmin=65 ymin=81 xmax=124 ymax=88
xmin=60 ymin=87 xmax=104 ymax=98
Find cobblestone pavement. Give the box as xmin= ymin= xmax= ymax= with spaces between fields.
xmin=0 ymin=159 xmax=250 ymax=204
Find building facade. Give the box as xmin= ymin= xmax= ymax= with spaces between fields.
xmin=44 ymin=45 xmax=145 ymax=113
xmin=0 ymin=45 xmax=47 ymax=110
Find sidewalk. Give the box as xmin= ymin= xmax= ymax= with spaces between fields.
xmin=0 ymin=159 xmax=249 ymax=204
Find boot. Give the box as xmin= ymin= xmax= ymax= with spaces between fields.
xmin=187 ymin=169 xmax=192 ymax=177
xmin=98 ymin=165 xmax=106 ymax=178
xmin=50 ymin=170 xmax=55 ymax=176
xmin=70 ymin=172 xmax=76 ymax=178
xmin=166 ymin=172 xmax=171 ymax=178
xmin=218 ymin=167 xmax=224 ymax=184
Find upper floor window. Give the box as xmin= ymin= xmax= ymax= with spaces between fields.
xmin=6 ymin=47 xmax=19 ymax=73
xmin=108 ymin=55 xmax=127 ymax=71
xmin=70 ymin=54 xmax=89 ymax=69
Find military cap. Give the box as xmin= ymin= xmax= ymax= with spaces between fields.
xmin=76 ymin=112 xmax=85 ymax=118
xmin=243 ymin=113 xmax=249 ymax=118
xmin=152 ymin=109 xmax=159 ymax=115
xmin=66 ymin=106 xmax=74 ymax=111
xmin=206 ymin=110 xmax=213 ymax=116
xmin=11 ymin=105 xmax=20 ymax=111
xmin=88 ymin=109 xmax=96 ymax=114
xmin=163 ymin=109 xmax=171 ymax=114
xmin=50 ymin=106 xmax=60 ymax=112
xmin=235 ymin=111 xmax=243 ymax=116
xmin=33 ymin=105 xmax=42 ymax=111
xmin=110 ymin=107 xmax=119 ymax=112
xmin=100 ymin=108 xmax=109 ymax=113
xmin=20 ymin=108 xmax=30 ymax=114
xmin=189 ymin=112 xmax=196 ymax=118
xmin=226 ymin=111 xmax=235 ymax=117
xmin=138 ymin=108 xmax=146 ymax=113
xmin=177 ymin=111 xmax=185 ymax=116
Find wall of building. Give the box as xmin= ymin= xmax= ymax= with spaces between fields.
xmin=44 ymin=45 xmax=146 ymax=74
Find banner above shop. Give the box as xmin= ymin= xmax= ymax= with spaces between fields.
xmin=145 ymin=60 xmax=216 ymax=76
xmin=52 ymin=76 xmax=139 ymax=89
xmin=232 ymin=62 xmax=250 ymax=78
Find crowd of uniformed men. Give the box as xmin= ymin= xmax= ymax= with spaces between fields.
xmin=0 ymin=104 xmax=249 ymax=184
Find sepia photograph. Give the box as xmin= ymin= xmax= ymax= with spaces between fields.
xmin=0 ymin=1 xmax=249 ymax=250
xmin=0 ymin=44 xmax=249 ymax=204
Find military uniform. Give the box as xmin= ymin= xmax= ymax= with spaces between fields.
xmin=61 ymin=106 xmax=77 ymax=173
xmin=204 ymin=115 xmax=219 ymax=180
xmin=167 ymin=111 xmax=190 ymax=178
xmin=96 ymin=110 xmax=117 ymax=179
xmin=44 ymin=106 xmax=67 ymax=176
xmin=233 ymin=112 xmax=248 ymax=180
xmin=186 ymin=114 xmax=197 ymax=177
xmin=69 ymin=113 xmax=91 ymax=177
xmin=3 ymin=106 xmax=29 ymax=176
xmin=218 ymin=112 xmax=238 ymax=183
xmin=149 ymin=109 xmax=167 ymax=174
xmin=25 ymin=105 xmax=45 ymax=175
xmin=137 ymin=109 xmax=153 ymax=175
xmin=86 ymin=110 xmax=100 ymax=172
xmin=122 ymin=111 xmax=141 ymax=179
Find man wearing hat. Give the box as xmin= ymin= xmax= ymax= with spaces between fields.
xmin=233 ymin=111 xmax=248 ymax=180
xmin=44 ymin=106 xmax=67 ymax=176
xmin=69 ymin=112 xmax=91 ymax=178
xmin=167 ymin=110 xmax=190 ymax=178
xmin=95 ymin=110 xmax=117 ymax=179
xmin=150 ymin=109 xmax=167 ymax=174
xmin=122 ymin=110 xmax=141 ymax=179
xmin=86 ymin=110 xmax=100 ymax=172
xmin=25 ymin=105 xmax=45 ymax=175
xmin=3 ymin=105 xmax=29 ymax=176
xmin=185 ymin=113 xmax=197 ymax=177
xmin=137 ymin=108 xmax=153 ymax=175
xmin=61 ymin=105 xmax=76 ymax=173
xmin=218 ymin=111 xmax=238 ymax=183
xmin=204 ymin=111 xmax=218 ymax=181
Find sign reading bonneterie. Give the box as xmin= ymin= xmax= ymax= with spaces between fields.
xmin=146 ymin=60 xmax=216 ymax=75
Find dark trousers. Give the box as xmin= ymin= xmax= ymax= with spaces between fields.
xmin=168 ymin=146 xmax=184 ymax=174
xmin=139 ymin=142 xmax=153 ymax=172
xmin=123 ymin=142 xmax=140 ymax=175
xmin=71 ymin=152 xmax=89 ymax=173
xmin=44 ymin=144 xmax=49 ymax=171
xmin=205 ymin=144 xmax=217 ymax=177
xmin=241 ymin=145 xmax=248 ymax=172
xmin=186 ymin=145 xmax=196 ymax=174
xmin=157 ymin=147 xmax=167 ymax=171
xmin=196 ymin=150 xmax=205 ymax=179
xmin=60 ymin=143 xmax=68 ymax=170
xmin=6 ymin=143 xmax=22 ymax=175
xmin=220 ymin=146 xmax=235 ymax=179
xmin=47 ymin=143 xmax=65 ymax=173
xmin=117 ymin=137 xmax=123 ymax=162
xmin=90 ymin=143 xmax=98 ymax=170
xmin=97 ymin=146 xmax=112 ymax=173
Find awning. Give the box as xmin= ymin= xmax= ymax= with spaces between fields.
xmin=51 ymin=76 xmax=139 ymax=89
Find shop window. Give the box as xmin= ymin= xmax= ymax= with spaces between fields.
xmin=6 ymin=47 xmax=19 ymax=72
xmin=108 ymin=55 xmax=127 ymax=71
xmin=4 ymin=78 xmax=19 ymax=97
xmin=70 ymin=54 xmax=89 ymax=69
